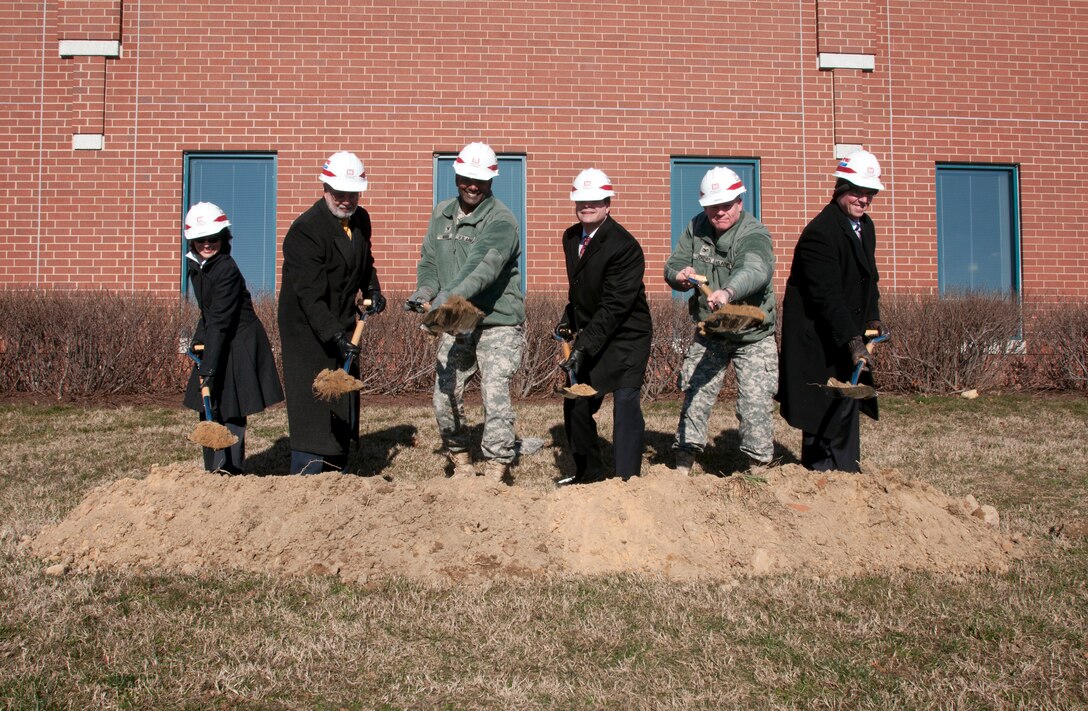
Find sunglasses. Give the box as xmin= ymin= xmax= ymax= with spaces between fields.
xmin=193 ymin=237 xmax=221 ymax=245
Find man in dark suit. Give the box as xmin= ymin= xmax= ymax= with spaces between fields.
xmin=777 ymin=149 xmax=885 ymax=472
xmin=556 ymin=168 xmax=653 ymax=484
xmin=278 ymin=151 xmax=385 ymax=474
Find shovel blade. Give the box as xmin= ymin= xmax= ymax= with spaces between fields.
xmin=813 ymin=379 xmax=877 ymax=400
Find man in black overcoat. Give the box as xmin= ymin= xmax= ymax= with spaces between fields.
xmin=777 ymin=149 xmax=886 ymax=472
xmin=557 ymin=168 xmax=653 ymax=484
xmin=278 ymin=151 xmax=385 ymax=474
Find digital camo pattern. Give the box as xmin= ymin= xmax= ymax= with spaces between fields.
xmin=433 ymin=325 xmax=523 ymax=463
xmin=673 ymin=332 xmax=777 ymax=462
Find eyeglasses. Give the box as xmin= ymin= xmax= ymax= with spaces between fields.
xmin=193 ymin=237 xmax=221 ymax=245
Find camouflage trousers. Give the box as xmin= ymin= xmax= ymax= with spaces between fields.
xmin=433 ymin=325 xmax=523 ymax=464
xmin=673 ymin=332 xmax=778 ymax=462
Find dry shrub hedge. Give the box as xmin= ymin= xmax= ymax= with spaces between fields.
xmin=1 ymin=288 xmax=1086 ymax=399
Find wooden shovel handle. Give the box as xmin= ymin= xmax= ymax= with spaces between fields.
xmin=560 ymin=340 xmax=572 ymax=360
xmin=689 ymin=274 xmax=715 ymax=300
xmin=350 ymin=299 xmax=371 ymax=345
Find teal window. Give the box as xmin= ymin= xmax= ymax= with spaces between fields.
xmin=936 ymin=164 xmax=1020 ymax=294
xmin=433 ymin=153 xmax=527 ymax=293
xmin=182 ymin=153 xmax=278 ymax=295
xmin=669 ymin=157 xmax=761 ymax=297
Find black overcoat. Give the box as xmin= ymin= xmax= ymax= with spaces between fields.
xmin=561 ymin=216 xmax=653 ymax=394
xmin=277 ymin=199 xmax=380 ymax=455
xmin=183 ymin=239 xmax=284 ymax=419
xmin=777 ymin=201 xmax=881 ymax=436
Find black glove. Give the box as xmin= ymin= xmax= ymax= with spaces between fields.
xmin=430 ymin=290 xmax=450 ymax=311
xmin=404 ymin=286 xmax=436 ymax=312
xmin=554 ymin=322 xmax=574 ymax=342
xmin=561 ymin=348 xmax=586 ymax=375
xmin=189 ymin=339 xmax=205 ymax=359
xmin=200 ymin=373 xmax=216 ymax=393
xmin=365 ymin=291 xmax=386 ymax=315
xmin=846 ymin=336 xmax=869 ymax=367
xmin=333 ymin=331 xmax=360 ymax=361
xmin=865 ymin=320 xmax=883 ymax=337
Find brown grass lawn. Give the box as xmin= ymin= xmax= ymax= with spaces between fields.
xmin=1 ymin=394 xmax=1086 ymax=709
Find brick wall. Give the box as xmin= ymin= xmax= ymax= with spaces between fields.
xmin=1 ymin=0 xmax=1085 ymax=299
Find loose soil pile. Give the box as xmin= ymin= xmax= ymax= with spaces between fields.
xmin=32 ymin=463 xmax=1021 ymax=584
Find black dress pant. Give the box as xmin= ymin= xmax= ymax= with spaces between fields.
xmin=563 ymin=386 xmax=645 ymax=479
xmin=801 ymin=398 xmax=861 ymax=472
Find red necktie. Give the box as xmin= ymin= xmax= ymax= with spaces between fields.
xmin=578 ymin=233 xmax=591 ymax=258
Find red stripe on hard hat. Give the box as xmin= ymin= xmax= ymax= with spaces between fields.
xmin=727 ymin=181 xmax=742 ymax=191
xmin=213 ymin=214 xmax=227 ymax=223
xmin=837 ymin=165 xmax=857 ymax=174
xmin=455 ymin=157 xmax=497 ymax=172
xmin=321 ymin=168 xmax=337 ymax=177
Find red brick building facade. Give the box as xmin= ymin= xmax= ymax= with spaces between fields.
xmin=2 ymin=1 xmax=1085 ymax=300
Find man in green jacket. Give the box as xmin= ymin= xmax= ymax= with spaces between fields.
xmin=406 ymin=142 xmax=525 ymax=483
xmin=664 ymin=167 xmax=777 ymax=474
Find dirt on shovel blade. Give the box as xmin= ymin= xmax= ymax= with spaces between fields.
xmin=313 ymin=368 xmax=364 ymax=400
xmin=188 ymin=421 xmax=239 ymax=450
xmin=563 ymin=383 xmax=598 ymax=398
xmin=421 ymin=295 xmax=484 ymax=333
xmin=822 ymin=377 xmax=876 ymax=399
xmin=701 ymin=304 xmax=766 ymax=333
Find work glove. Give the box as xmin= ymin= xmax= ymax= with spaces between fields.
xmin=365 ymin=290 xmax=386 ymax=315
xmin=403 ymin=286 xmax=436 ymax=312
xmin=430 ymin=290 xmax=450 ymax=311
xmin=561 ymin=348 xmax=587 ymax=376
xmin=332 ymin=331 xmax=361 ymax=362
xmin=846 ymin=336 xmax=869 ymax=368
xmin=553 ymin=322 xmax=574 ymax=342
xmin=865 ymin=320 xmax=883 ymax=337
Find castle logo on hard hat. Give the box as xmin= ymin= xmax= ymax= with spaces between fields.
xmin=455 ymin=156 xmax=498 ymax=172
xmin=701 ymin=180 xmax=742 ymax=197
xmin=186 ymin=214 xmax=227 ymax=229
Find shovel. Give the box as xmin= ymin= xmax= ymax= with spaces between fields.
xmin=419 ymin=294 xmax=484 ymax=335
xmin=185 ymin=345 xmax=239 ymax=450
xmin=687 ymin=275 xmax=766 ymax=334
xmin=814 ymin=331 xmax=889 ymax=400
xmin=313 ymin=300 xmax=369 ymax=401
xmin=555 ymin=336 xmax=597 ymax=399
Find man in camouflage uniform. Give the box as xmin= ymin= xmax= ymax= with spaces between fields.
xmin=664 ymin=167 xmax=777 ymax=474
xmin=406 ymin=142 xmax=525 ymax=483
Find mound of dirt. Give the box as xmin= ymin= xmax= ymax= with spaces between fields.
xmin=32 ymin=464 xmax=1021 ymax=584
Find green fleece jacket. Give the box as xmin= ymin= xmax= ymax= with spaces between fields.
xmin=664 ymin=210 xmax=776 ymax=343
xmin=416 ymin=195 xmax=525 ymax=327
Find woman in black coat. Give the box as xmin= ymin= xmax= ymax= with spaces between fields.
xmin=777 ymin=150 xmax=886 ymax=472
xmin=183 ymin=202 xmax=284 ymax=473
xmin=557 ymin=169 xmax=653 ymax=483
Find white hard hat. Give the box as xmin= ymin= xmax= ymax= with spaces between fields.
xmin=184 ymin=202 xmax=231 ymax=240
xmin=833 ymin=149 xmax=884 ymax=191
xmin=570 ymin=168 xmax=615 ymax=201
xmin=698 ymin=167 xmax=746 ymax=207
xmin=453 ymin=142 xmax=499 ymax=181
xmin=319 ymin=151 xmax=368 ymax=192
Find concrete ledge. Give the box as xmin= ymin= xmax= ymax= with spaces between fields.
xmin=73 ymin=134 xmax=105 ymax=151
xmin=59 ymin=40 xmax=121 ymax=58
xmin=818 ymin=53 xmax=875 ymax=72
xmin=835 ymin=144 xmax=863 ymax=159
